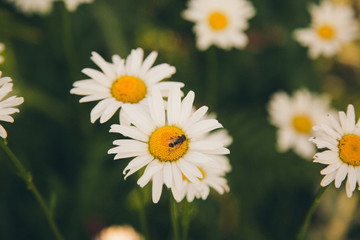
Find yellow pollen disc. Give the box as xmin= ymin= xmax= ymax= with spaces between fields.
xmin=182 ymin=167 xmax=205 ymax=182
xmin=149 ymin=126 xmax=188 ymax=162
xmin=317 ymin=25 xmax=335 ymax=40
xmin=111 ymin=75 xmax=147 ymax=103
xmin=292 ymin=115 xmax=312 ymax=133
xmin=208 ymin=11 xmax=228 ymax=30
xmin=339 ymin=134 xmax=360 ymax=166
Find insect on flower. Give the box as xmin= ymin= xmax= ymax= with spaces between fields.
xmin=168 ymin=134 xmax=187 ymax=151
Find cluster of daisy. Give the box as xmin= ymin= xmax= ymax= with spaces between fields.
xmin=71 ymin=48 xmax=231 ymax=203
xmin=183 ymin=0 xmax=359 ymax=59
xmin=268 ymin=89 xmax=360 ymax=198
xmin=8 ymin=0 xmax=94 ymax=15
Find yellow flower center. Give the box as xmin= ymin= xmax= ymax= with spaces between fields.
xmin=148 ymin=126 xmax=188 ymax=162
xmin=317 ymin=25 xmax=335 ymax=40
xmin=339 ymin=134 xmax=360 ymax=166
xmin=208 ymin=11 xmax=228 ymax=30
xmin=182 ymin=167 xmax=205 ymax=182
xmin=111 ymin=75 xmax=147 ymax=103
xmin=292 ymin=115 xmax=312 ymax=133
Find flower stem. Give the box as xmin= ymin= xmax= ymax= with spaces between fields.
xmin=137 ymin=188 xmax=150 ymax=240
xmin=0 ymin=140 xmax=64 ymax=240
xmin=170 ymin=196 xmax=180 ymax=240
xmin=296 ymin=186 xmax=328 ymax=240
xmin=180 ymin=201 xmax=193 ymax=240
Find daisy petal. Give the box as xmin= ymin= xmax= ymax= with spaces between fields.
xmin=123 ymin=155 xmax=154 ymax=179
xmin=346 ymin=165 xmax=357 ymax=197
xmin=152 ymin=171 xmax=164 ymax=203
xmin=137 ymin=160 xmax=163 ymax=187
xmin=320 ymin=171 xmax=336 ymax=186
xmin=334 ymin=163 xmax=348 ymax=188
xmin=163 ymin=162 xmax=173 ymax=188
xmin=167 ymin=86 xmax=182 ymax=125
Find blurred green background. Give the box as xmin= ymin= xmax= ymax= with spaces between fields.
xmin=1 ymin=0 xmax=360 ymax=239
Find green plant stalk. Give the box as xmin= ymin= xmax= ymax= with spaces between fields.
xmin=137 ymin=188 xmax=150 ymax=240
xmin=296 ymin=186 xmax=328 ymax=240
xmin=180 ymin=201 xmax=193 ymax=240
xmin=0 ymin=140 xmax=64 ymax=240
xmin=170 ymin=196 xmax=180 ymax=240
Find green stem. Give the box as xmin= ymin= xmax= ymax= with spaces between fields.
xmin=296 ymin=186 xmax=328 ymax=240
xmin=0 ymin=140 xmax=64 ymax=240
xmin=180 ymin=201 xmax=193 ymax=240
xmin=138 ymin=189 xmax=150 ymax=240
xmin=170 ymin=196 xmax=180 ymax=240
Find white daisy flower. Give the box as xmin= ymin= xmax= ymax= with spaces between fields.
xmin=294 ymin=0 xmax=359 ymax=59
xmin=171 ymin=164 xmax=229 ymax=202
xmin=0 ymin=43 xmax=5 ymax=64
xmin=182 ymin=0 xmax=256 ymax=50
xmin=71 ymin=48 xmax=181 ymax=124
xmin=311 ymin=104 xmax=360 ymax=198
xmin=268 ymin=89 xmax=332 ymax=159
xmin=0 ymin=72 xmax=24 ymax=139
xmin=63 ymin=0 xmax=93 ymax=12
xmin=8 ymin=0 xmax=54 ymax=15
xmin=108 ymin=86 xmax=229 ymax=203
xmin=96 ymin=225 xmax=143 ymax=240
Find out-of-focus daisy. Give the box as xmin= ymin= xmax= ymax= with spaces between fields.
xmin=71 ymin=48 xmax=181 ymax=124
xmin=311 ymin=104 xmax=360 ymax=198
xmin=294 ymin=1 xmax=359 ymax=59
xmin=95 ymin=225 xmax=143 ymax=240
xmin=0 ymin=43 xmax=5 ymax=64
xmin=268 ymin=89 xmax=332 ymax=159
xmin=63 ymin=0 xmax=93 ymax=12
xmin=108 ymin=86 xmax=229 ymax=203
xmin=182 ymin=0 xmax=256 ymax=50
xmin=8 ymin=0 xmax=54 ymax=15
xmin=0 ymin=72 xmax=24 ymax=139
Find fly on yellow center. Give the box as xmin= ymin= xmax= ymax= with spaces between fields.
xmin=292 ymin=115 xmax=312 ymax=133
xmin=208 ymin=12 xmax=228 ymax=31
xmin=149 ymin=126 xmax=188 ymax=162
xmin=339 ymin=134 xmax=360 ymax=166
xmin=317 ymin=25 xmax=335 ymax=40
xmin=182 ymin=167 xmax=205 ymax=182
xmin=111 ymin=75 xmax=147 ymax=103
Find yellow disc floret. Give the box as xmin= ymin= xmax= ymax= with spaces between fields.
xmin=111 ymin=75 xmax=147 ymax=103
xmin=339 ymin=134 xmax=360 ymax=166
xmin=149 ymin=126 xmax=188 ymax=162
xmin=292 ymin=115 xmax=313 ymax=133
xmin=208 ymin=12 xmax=228 ymax=31
xmin=317 ymin=25 xmax=335 ymax=40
